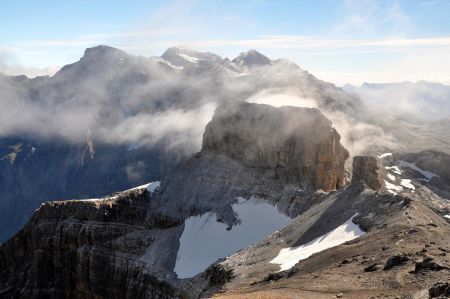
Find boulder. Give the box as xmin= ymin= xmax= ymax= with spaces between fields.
xmin=383 ymin=254 xmax=409 ymax=270
xmin=429 ymin=282 xmax=450 ymax=298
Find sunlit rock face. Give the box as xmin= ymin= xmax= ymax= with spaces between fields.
xmin=352 ymin=156 xmax=383 ymax=190
xmin=202 ymin=101 xmax=349 ymax=192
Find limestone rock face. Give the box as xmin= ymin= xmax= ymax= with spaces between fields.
xmin=0 ymin=190 xmax=183 ymax=299
xmin=352 ymin=156 xmax=383 ymax=190
xmin=202 ymin=102 xmax=349 ymax=192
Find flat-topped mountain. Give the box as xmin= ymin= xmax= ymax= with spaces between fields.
xmin=202 ymin=102 xmax=348 ymax=191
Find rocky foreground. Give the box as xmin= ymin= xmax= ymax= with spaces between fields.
xmin=1 ymin=102 xmax=450 ymax=299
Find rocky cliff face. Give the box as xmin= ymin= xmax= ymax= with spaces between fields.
xmin=202 ymin=102 xmax=349 ymax=192
xmin=352 ymin=156 xmax=383 ymax=190
xmin=0 ymin=189 xmax=183 ymax=299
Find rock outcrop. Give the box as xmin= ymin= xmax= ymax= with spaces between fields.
xmin=352 ymin=156 xmax=383 ymax=190
xmin=0 ymin=189 xmax=183 ymax=299
xmin=202 ymin=102 xmax=349 ymax=192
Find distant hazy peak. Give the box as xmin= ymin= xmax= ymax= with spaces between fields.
xmin=232 ymin=49 xmax=272 ymax=68
xmin=82 ymin=45 xmax=127 ymax=60
xmin=161 ymin=46 xmax=222 ymax=67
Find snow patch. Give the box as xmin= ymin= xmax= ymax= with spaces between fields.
xmin=125 ymin=181 xmax=160 ymax=193
xmin=154 ymin=57 xmax=184 ymax=70
xmin=127 ymin=142 xmax=143 ymax=151
xmin=270 ymin=214 xmax=365 ymax=271
xmin=398 ymin=160 xmax=439 ymax=182
xmin=146 ymin=181 xmax=160 ymax=193
xmin=387 ymin=172 xmax=396 ymax=182
xmin=385 ymin=165 xmax=403 ymax=175
xmin=400 ymin=179 xmax=415 ymax=190
xmin=74 ymin=181 xmax=160 ymax=202
xmin=174 ymin=197 xmax=291 ymax=279
xmin=179 ymin=53 xmax=200 ymax=63
xmin=443 ymin=215 xmax=450 ymax=219
xmin=384 ymin=180 xmax=403 ymax=195
xmin=377 ymin=153 xmax=392 ymax=159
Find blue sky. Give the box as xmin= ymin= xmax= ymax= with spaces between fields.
xmin=1 ymin=0 xmax=450 ymax=84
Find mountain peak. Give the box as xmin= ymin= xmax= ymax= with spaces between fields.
xmin=82 ymin=45 xmax=126 ymax=60
xmin=161 ymin=46 xmax=222 ymax=67
xmin=232 ymin=49 xmax=271 ymax=68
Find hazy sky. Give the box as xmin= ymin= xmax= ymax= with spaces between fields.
xmin=1 ymin=0 xmax=450 ymax=85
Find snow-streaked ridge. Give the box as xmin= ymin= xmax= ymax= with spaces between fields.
xmin=125 ymin=181 xmax=160 ymax=193
xmin=270 ymin=214 xmax=365 ymax=271
xmin=384 ymin=180 xmax=403 ymax=195
xmin=398 ymin=160 xmax=439 ymax=182
xmin=377 ymin=152 xmax=392 ymax=159
xmin=385 ymin=165 xmax=403 ymax=175
xmin=74 ymin=181 xmax=160 ymax=202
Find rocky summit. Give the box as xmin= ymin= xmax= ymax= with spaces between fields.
xmin=202 ymin=102 xmax=349 ymax=192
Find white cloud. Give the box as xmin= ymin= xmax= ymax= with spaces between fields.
xmin=333 ymin=0 xmax=413 ymax=36
xmin=0 ymin=58 xmax=59 ymax=77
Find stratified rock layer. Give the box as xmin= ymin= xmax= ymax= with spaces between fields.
xmin=0 ymin=190 xmax=183 ymax=299
xmin=352 ymin=156 xmax=383 ymax=190
xmin=202 ymin=102 xmax=349 ymax=191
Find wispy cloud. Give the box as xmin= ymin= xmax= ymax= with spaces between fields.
xmin=81 ymin=29 xmax=187 ymax=40
xmin=332 ymin=0 xmax=413 ymax=36
xmin=5 ymin=35 xmax=450 ymax=52
xmin=0 ymin=57 xmax=59 ymax=77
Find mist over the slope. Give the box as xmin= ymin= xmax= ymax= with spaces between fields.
xmin=246 ymin=89 xmax=397 ymax=156
xmin=100 ymin=102 xmax=217 ymax=155
xmin=0 ymin=47 xmax=225 ymax=155
xmin=344 ymin=81 xmax=450 ymax=122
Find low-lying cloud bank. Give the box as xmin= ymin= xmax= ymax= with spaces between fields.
xmin=344 ymin=81 xmax=450 ymax=122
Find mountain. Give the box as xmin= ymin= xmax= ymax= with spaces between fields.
xmin=0 ymin=45 xmax=449 ymax=248
xmin=0 ymin=45 xmax=366 ymax=242
xmin=1 ymin=102 xmax=449 ymax=298
xmin=232 ymin=49 xmax=272 ymax=69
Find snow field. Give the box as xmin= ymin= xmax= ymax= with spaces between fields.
xmin=270 ymin=214 xmax=365 ymax=271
